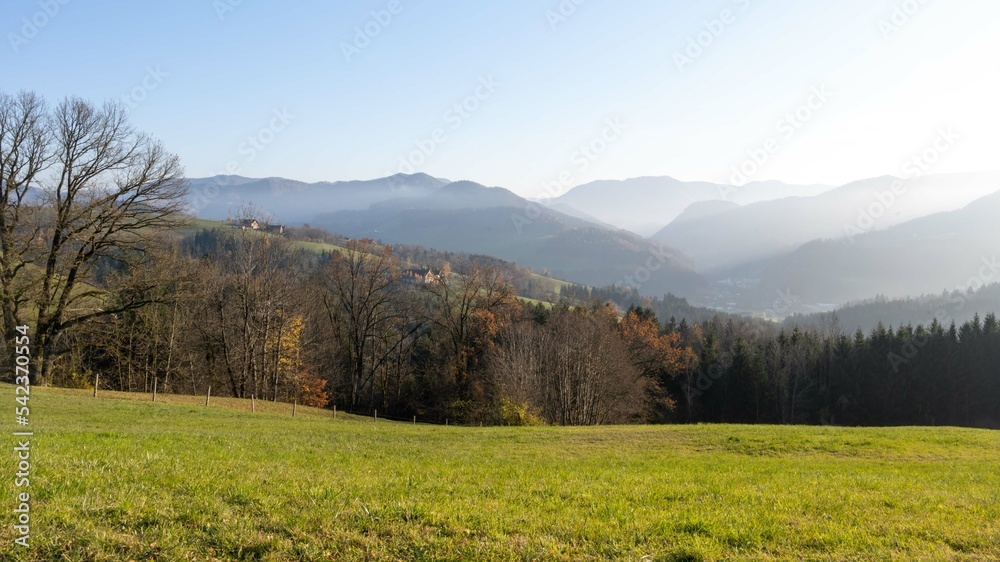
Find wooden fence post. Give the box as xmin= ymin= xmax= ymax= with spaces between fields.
xmin=152 ymin=378 xmax=157 ymax=402
xmin=292 ymin=400 xmax=297 ymax=417
xmin=251 ymin=394 xmax=255 ymax=413
xmin=93 ymin=374 xmax=99 ymax=398
xmin=206 ymin=386 xmax=211 ymax=407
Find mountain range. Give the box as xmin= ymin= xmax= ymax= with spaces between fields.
xmin=746 ymin=187 xmax=1000 ymax=305
xmin=547 ymin=176 xmax=833 ymax=236
xmin=650 ymin=172 xmax=1000 ymax=273
xmin=184 ymin=171 xmax=1000 ymax=314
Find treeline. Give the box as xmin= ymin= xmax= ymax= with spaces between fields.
xmin=46 ymin=226 xmax=647 ymax=424
xmin=281 ymin=224 xmax=563 ymax=303
xmin=786 ymin=284 xmax=1000 ymax=335
xmin=56 ymin=223 xmax=1000 ymax=428
xmin=4 ymin=90 xmax=997 ymax=428
xmin=667 ymin=315 xmax=1000 ymax=428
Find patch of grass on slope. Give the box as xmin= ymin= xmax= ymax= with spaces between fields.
xmin=1 ymin=385 xmax=997 ymax=561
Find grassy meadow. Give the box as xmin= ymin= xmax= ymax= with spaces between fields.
xmin=0 ymin=384 xmax=998 ymax=561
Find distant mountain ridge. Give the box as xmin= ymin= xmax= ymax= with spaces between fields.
xmin=183 ymin=171 xmax=1000 ymax=312
xmin=653 ymin=172 xmax=1000 ymax=273
xmin=548 ymin=176 xmax=833 ymax=235
xmin=186 ymin=173 xmax=448 ymax=222
xmin=312 ymin=180 xmax=709 ymax=298
xmin=743 ymin=187 xmax=1000 ymax=305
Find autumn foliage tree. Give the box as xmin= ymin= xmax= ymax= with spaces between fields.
xmin=618 ymin=306 xmax=696 ymax=421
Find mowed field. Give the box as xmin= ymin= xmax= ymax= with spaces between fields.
xmin=0 ymin=386 xmax=998 ymax=561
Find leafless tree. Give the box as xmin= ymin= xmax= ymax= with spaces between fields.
xmin=321 ymin=238 xmax=406 ymax=409
xmin=0 ymin=91 xmax=49 ymax=354
xmin=490 ymin=306 xmax=646 ymax=426
xmin=0 ymin=92 xmax=188 ymax=382
xmin=423 ymin=264 xmax=518 ymax=402
xmin=209 ymin=206 xmax=296 ymax=398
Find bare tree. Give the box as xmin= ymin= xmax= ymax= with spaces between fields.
xmin=209 ymin=206 xmax=295 ymax=398
xmin=0 ymin=91 xmax=49 ymax=353
xmin=321 ymin=239 xmax=405 ymax=409
xmin=490 ymin=321 xmax=546 ymax=409
xmin=33 ymin=98 xmax=187 ymax=382
xmin=0 ymin=92 xmax=188 ymax=382
xmin=490 ymin=306 xmax=646 ymax=426
xmin=542 ymin=307 xmax=645 ymax=425
xmin=423 ymin=263 xmax=518 ymax=403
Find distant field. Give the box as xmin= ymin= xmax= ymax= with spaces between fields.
xmin=289 ymin=240 xmax=349 ymax=254
xmin=6 ymin=388 xmax=996 ymax=560
xmin=176 ymin=216 xmax=228 ymax=235
xmin=528 ymin=272 xmax=574 ymax=299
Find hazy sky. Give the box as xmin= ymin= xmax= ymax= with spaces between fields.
xmin=4 ymin=0 xmax=999 ymax=197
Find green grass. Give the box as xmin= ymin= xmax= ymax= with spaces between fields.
xmin=529 ymin=272 xmax=574 ymax=294
xmin=289 ymin=240 xmax=350 ymax=254
xmin=6 ymin=389 xmax=997 ymax=561
xmin=175 ymin=217 xmax=229 ymax=236
xmin=517 ymin=296 xmax=554 ymax=308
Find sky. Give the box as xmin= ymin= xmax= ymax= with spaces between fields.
xmin=3 ymin=0 xmax=1000 ymax=198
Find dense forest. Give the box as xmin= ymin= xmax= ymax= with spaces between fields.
xmin=39 ymin=222 xmax=1000 ymax=428
xmin=2 ymin=91 xmax=998 ymax=428
xmin=786 ymin=284 xmax=1000 ymax=335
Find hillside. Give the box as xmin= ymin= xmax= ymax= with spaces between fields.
xmin=175 ymin=218 xmax=578 ymax=305
xmin=786 ymin=283 xmax=1000 ymax=334
xmin=4 ymin=385 xmax=998 ymax=561
xmin=746 ymin=188 xmax=1000 ymax=305
xmin=653 ymin=172 xmax=1000 ymax=273
xmin=550 ymin=176 xmax=831 ymax=235
xmin=314 ymin=181 xmax=709 ymax=298
xmin=186 ymin=174 xmax=448 ymax=222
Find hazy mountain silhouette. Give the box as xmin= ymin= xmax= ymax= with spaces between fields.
xmin=550 ymin=176 xmax=832 ymax=235
xmin=313 ymin=180 xmax=708 ymax=298
xmin=653 ymin=172 xmax=1000 ymax=273
xmin=186 ymin=173 xmax=448 ymax=222
xmin=743 ymin=187 xmax=1000 ymax=305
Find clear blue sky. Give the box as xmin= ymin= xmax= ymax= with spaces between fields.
xmin=4 ymin=0 xmax=999 ymax=196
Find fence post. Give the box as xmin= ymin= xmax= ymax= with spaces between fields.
xmin=206 ymin=386 xmax=211 ymax=407
xmin=93 ymin=374 xmax=99 ymax=398
xmin=333 ymin=405 xmax=336 ymax=420
xmin=152 ymin=378 xmax=157 ymax=402
xmin=374 ymin=409 xmax=377 ymax=424
xmin=251 ymin=394 xmax=255 ymax=413
xmin=293 ymin=400 xmax=297 ymax=417
xmin=413 ymin=415 xmax=416 ymax=425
